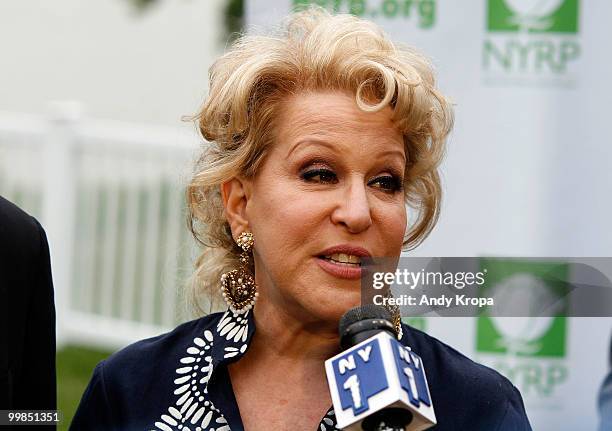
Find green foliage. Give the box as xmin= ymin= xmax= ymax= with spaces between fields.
xmin=225 ymin=0 xmax=245 ymax=41
xmin=57 ymin=346 xmax=114 ymax=431
xmin=124 ymin=0 xmax=245 ymax=41
xmin=127 ymin=0 xmax=160 ymax=11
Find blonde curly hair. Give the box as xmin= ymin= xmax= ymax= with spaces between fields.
xmin=185 ymin=7 xmax=453 ymax=315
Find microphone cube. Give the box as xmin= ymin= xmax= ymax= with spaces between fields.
xmin=325 ymin=332 xmax=436 ymax=430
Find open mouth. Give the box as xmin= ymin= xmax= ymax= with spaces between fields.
xmin=317 ymin=253 xmax=362 ymax=267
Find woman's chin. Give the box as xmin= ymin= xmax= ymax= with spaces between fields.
xmin=311 ymin=296 xmax=361 ymax=325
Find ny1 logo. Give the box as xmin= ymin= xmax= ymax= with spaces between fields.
xmin=393 ymin=344 xmax=432 ymax=408
xmin=332 ymin=339 xmax=389 ymax=415
xmin=331 ymin=339 xmax=432 ymax=415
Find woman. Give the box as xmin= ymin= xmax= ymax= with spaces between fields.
xmin=71 ymin=8 xmax=531 ymax=431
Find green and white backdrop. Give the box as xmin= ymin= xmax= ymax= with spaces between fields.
xmin=247 ymin=1 xmax=612 ymax=429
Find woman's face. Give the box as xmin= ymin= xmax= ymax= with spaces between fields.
xmin=245 ymin=90 xmax=407 ymax=327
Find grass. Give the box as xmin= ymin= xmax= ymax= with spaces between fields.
xmin=57 ymin=345 xmax=114 ymax=431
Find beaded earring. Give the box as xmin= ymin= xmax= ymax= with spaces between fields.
xmin=220 ymin=232 xmax=259 ymax=314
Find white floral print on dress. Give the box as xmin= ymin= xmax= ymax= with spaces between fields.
xmin=152 ymin=309 xmax=339 ymax=431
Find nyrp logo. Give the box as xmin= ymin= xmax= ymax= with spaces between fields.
xmin=483 ymin=0 xmax=581 ymax=85
xmin=476 ymin=259 xmax=569 ymax=399
xmin=476 ymin=260 xmax=568 ymax=357
xmin=477 ymin=274 xmax=567 ymax=357
xmin=488 ymin=0 xmax=578 ymax=33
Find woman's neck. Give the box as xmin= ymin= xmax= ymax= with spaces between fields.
xmin=248 ymin=300 xmax=341 ymax=364
xmin=228 ymin=302 xmax=338 ymax=431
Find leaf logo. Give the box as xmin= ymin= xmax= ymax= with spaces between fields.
xmin=503 ymin=0 xmax=565 ymax=31
xmin=488 ymin=273 xmax=561 ymax=355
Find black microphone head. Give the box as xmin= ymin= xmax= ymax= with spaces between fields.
xmin=339 ymin=304 xmax=392 ymax=334
xmin=339 ymin=305 xmax=396 ymax=350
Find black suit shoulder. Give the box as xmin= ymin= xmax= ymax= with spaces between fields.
xmin=0 ymin=195 xmax=56 ymax=418
xmin=0 ymin=195 xmax=42 ymax=262
xmin=402 ymin=324 xmax=532 ymax=430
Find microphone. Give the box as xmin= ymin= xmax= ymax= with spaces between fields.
xmin=325 ymin=305 xmax=436 ymax=431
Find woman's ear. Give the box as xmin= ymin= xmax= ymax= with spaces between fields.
xmin=221 ymin=177 xmax=252 ymax=237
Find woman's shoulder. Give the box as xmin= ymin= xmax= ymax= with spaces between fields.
xmin=101 ymin=312 xmax=224 ymax=382
xmin=401 ymin=323 xmax=531 ymax=430
xmin=402 ymin=323 xmax=513 ymax=390
xmin=71 ymin=312 xmax=229 ymax=430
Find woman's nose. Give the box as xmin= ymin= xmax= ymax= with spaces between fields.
xmin=330 ymin=180 xmax=372 ymax=233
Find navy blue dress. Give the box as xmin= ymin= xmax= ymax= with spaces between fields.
xmin=70 ymin=310 xmax=532 ymax=430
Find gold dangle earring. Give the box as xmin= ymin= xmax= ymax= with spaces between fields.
xmin=383 ymin=290 xmax=403 ymax=340
xmin=220 ymin=231 xmax=259 ymax=314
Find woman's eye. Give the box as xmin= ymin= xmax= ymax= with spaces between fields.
xmin=301 ymin=168 xmax=338 ymax=184
xmin=369 ymin=175 xmax=403 ymax=192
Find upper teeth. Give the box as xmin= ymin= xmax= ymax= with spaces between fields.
xmin=324 ymin=253 xmax=361 ymax=264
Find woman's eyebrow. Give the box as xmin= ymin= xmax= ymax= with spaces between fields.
xmin=285 ymin=139 xmax=406 ymax=164
xmin=285 ymin=139 xmax=337 ymax=160
xmin=375 ymin=150 xmax=406 ymax=165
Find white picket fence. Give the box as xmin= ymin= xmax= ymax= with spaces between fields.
xmin=0 ymin=103 xmax=205 ymax=350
